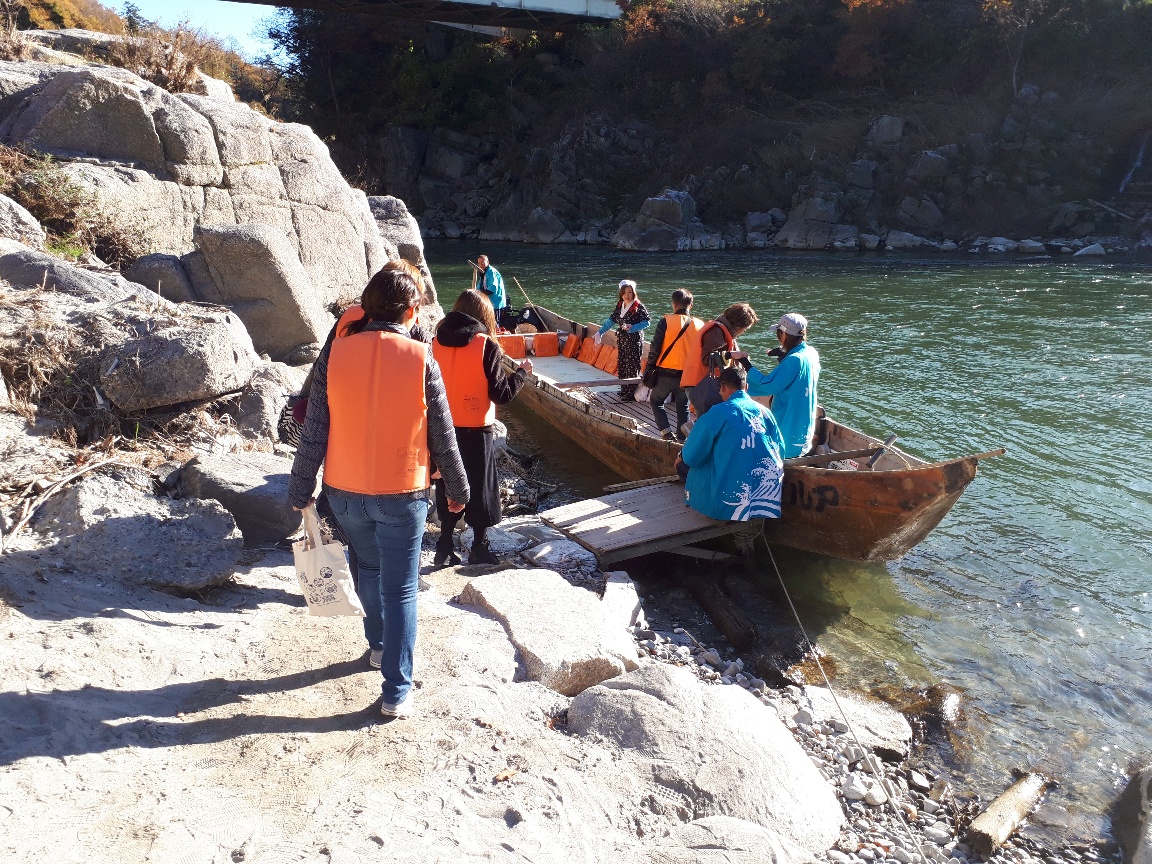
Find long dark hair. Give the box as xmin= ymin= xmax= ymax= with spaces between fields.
xmin=451 ymin=289 xmax=498 ymax=337
xmin=344 ymin=269 xmax=421 ymax=336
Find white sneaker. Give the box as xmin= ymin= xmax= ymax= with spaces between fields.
xmin=380 ymin=692 xmax=413 ymax=719
xmin=369 ymin=649 xmax=382 ymax=669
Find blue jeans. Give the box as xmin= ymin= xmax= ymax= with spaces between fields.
xmin=325 ymin=489 xmax=428 ymax=705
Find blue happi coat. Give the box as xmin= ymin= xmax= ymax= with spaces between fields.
xmin=746 ymin=341 xmax=820 ymax=459
xmin=681 ymin=390 xmax=786 ymax=521
xmin=480 ymin=266 xmax=506 ymax=311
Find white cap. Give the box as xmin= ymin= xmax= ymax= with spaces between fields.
xmin=618 ymin=279 xmax=637 ymax=290
xmin=776 ymin=313 xmax=808 ymax=336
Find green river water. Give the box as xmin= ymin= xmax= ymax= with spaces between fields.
xmin=425 ymin=241 xmax=1152 ymax=830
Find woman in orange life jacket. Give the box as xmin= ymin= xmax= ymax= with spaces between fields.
xmin=288 ymin=268 xmax=469 ymax=719
xmin=431 ymin=289 xmax=533 ymax=567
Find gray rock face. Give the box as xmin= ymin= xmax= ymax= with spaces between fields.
xmin=182 ymin=451 xmax=301 ymax=544
xmin=378 ymin=126 xmax=429 ymax=207
xmin=908 ymin=151 xmax=950 ymax=183
xmin=367 ymin=194 xmax=436 ymax=304
xmin=0 ymin=237 xmax=138 ymax=299
xmin=638 ymin=188 xmax=696 ymax=229
xmin=458 ymin=568 xmax=639 ymax=696
xmin=1111 ymin=763 xmax=1152 ymax=864
xmin=100 ymin=312 xmax=260 ymax=412
xmin=568 ymin=664 xmax=842 ymax=852
xmin=884 ymin=230 xmax=930 ymax=250
xmin=897 ymin=195 xmax=945 ymax=231
xmin=802 ymin=686 xmax=913 ymax=759
xmin=194 ymin=224 xmax=333 ymax=360
xmin=5 ymin=68 xmax=166 ymax=169
xmin=0 ymin=64 xmax=390 ymax=347
xmin=773 ymin=196 xmax=841 ymax=250
xmin=0 ymin=194 xmax=45 ymax=248
xmin=234 ymin=362 xmax=308 ymax=441
xmin=32 ymin=470 xmax=241 ymax=590
xmin=643 ymin=816 xmax=817 ymax=864
xmin=524 ymin=206 xmax=570 ymax=243
xmin=868 ymin=115 xmax=905 ymax=147
xmin=124 ymin=253 xmax=197 ymax=303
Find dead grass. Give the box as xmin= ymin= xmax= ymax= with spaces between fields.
xmin=0 ymin=144 xmax=146 ymax=267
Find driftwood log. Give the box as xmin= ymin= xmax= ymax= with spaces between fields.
xmin=678 ymin=576 xmax=758 ymax=651
xmin=966 ymin=772 xmax=1050 ymax=855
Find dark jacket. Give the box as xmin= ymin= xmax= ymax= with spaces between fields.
xmin=288 ymin=321 xmax=469 ymax=509
xmin=435 ymin=311 xmax=527 ymax=409
xmin=644 ymin=310 xmax=692 ymax=377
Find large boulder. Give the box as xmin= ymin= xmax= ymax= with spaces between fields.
xmin=524 ymin=206 xmax=570 ymax=244
xmin=367 ymin=194 xmax=436 ymax=304
xmin=0 ymin=237 xmax=143 ymax=300
xmin=124 ymin=252 xmax=197 ymax=303
xmin=99 ymin=312 xmax=260 ymax=412
xmin=637 ymin=189 xmax=696 ymax=230
xmin=1111 ymin=762 xmax=1152 ymax=864
xmin=458 ymin=568 xmax=639 ymax=696
xmin=867 ymin=115 xmax=905 ymax=148
xmin=194 ymin=224 xmax=333 ymax=360
xmin=32 ymin=469 xmax=241 ymax=590
xmin=0 ymin=193 xmax=45 ymax=248
xmin=896 ymin=195 xmax=944 ymax=231
xmin=181 ymin=451 xmax=301 ymax=544
xmin=568 ymin=664 xmax=843 ymax=853
xmin=234 ymin=361 xmax=308 ymax=441
xmin=773 ymin=196 xmax=841 ymax=250
xmin=0 ymin=64 xmax=391 ymax=342
xmin=801 ymin=686 xmax=913 ymax=760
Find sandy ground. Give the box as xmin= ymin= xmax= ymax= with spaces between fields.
xmin=0 ymin=544 xmax=662 ymax=863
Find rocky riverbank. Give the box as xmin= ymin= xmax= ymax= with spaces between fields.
xmin=0 ymin=34 xmax=1149 ymax=864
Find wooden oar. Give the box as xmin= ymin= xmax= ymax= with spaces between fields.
xmin=601 ymin=447 xmax=888 ymax=493
xmin=554 ymin=377 xmax=641 ymax=390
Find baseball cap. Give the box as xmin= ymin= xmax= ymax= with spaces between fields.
xmin=776 ymin=313 xmax=808 ymax=336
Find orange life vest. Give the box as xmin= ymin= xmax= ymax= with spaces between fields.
xmin=679 ymin=319 xmax=732 ymax=388
xmin=655 ymin=313 xmax=698 ymax=372
xmin=432 ymin=333 xmax=496 ymax=428
xmin=336 ymin=304 xmax=365 ymax=337
xmin=325 ymin=330 xmax=430 ymax=495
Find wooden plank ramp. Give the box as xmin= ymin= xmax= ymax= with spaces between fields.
xmin=539 ymin=482 xmax=752 ymax=565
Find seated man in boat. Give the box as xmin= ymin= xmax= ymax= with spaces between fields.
xmin=677 ymin=364 xmax=786 ymax=522
xmin=742 ymin=312 xmax=821 ymax=459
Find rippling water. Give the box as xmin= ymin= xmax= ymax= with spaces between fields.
xmin=425 ymin=241 xmax=1152 ymax=824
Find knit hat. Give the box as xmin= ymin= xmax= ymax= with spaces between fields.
xmin=776 ymin=313 xmax=808 ymax=336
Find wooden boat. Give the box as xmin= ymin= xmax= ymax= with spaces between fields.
xmin=504 ymin=304 xmax=1003 ymax=563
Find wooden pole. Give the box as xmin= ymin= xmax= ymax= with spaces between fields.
xmin=966 ymin=773 xmax=1050 ymax=856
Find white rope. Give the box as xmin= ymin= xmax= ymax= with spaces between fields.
xmin=756 ymin=523 xmax=928 ymax=854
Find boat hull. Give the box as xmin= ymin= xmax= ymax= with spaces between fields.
xmin=511 ymin=305 xmax=992 ymax=563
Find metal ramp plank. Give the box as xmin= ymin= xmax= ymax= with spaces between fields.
xmin=540 ymin=483 xmax=751 ymax=564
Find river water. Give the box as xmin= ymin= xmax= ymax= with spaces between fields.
xmin=425 ymin=241 xmax=1152 ymax=830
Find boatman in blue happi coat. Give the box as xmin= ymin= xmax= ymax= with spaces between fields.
xmin=474 ymin=255 xmax=507 ymax=321
xmin=678 ymin=364 xmax=787 ymax=522
xmin=744 ymin=312 xmax=821 ymax=459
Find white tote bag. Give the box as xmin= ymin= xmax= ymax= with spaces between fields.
xmin=292 ymin=505 xmax=365 ymax=617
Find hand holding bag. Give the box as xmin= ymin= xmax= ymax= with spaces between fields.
xmin=292 ymin=504 xmax=365 ymax=617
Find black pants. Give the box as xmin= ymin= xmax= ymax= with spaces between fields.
xmin=650 ymin=370 xmax=688 ymax=437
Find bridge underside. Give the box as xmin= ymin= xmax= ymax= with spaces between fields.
xmin=226 ymin=0 xmax=620 ymax=30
